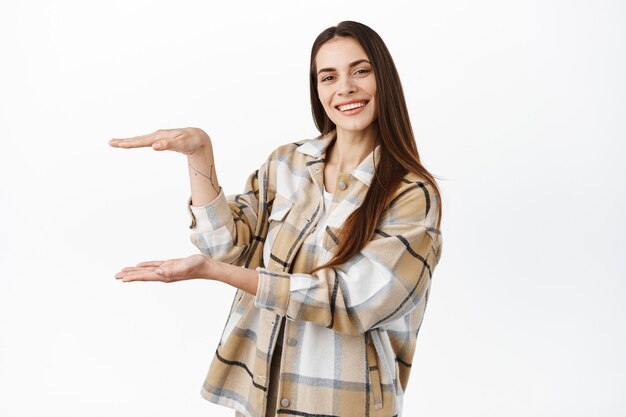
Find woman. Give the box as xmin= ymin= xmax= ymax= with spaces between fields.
xmin=111 ymin=20 xmax=443 ymax=417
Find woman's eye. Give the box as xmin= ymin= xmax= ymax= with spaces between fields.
xmin=355 ymin=69 xmax=370 ymax=76
xmin=321 ymin=75 xmax=334 ymax=82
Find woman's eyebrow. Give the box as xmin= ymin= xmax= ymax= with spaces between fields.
xmin=317 ymin=59 xmax=371 ymax=76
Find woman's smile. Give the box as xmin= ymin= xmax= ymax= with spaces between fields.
xmin=335 ymin=99 xmax=369 ymax=113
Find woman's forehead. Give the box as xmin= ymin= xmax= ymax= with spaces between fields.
xmin=315 ymin=37 xmax=369 ymax=68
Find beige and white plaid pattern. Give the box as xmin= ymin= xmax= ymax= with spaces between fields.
xmin=188 ymin=132 xmax=443 ymax=417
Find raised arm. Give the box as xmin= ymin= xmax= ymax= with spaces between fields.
xmin=186 ymin=136 xmax=222 ymax=207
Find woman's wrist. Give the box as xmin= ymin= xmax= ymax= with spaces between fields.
xmin=187 ymin=128 xmax=213 ymax=159
xmin=187 ymin=139 xmax=213 ymax=162
xmin=187 ymin=132 xmax=220 ymax=206
xmin=201 ymin=255 xmax=218 ymax=280
xmin=209 ymin=260 xmax=259 ymax=295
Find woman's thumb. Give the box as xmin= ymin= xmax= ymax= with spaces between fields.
xmin=152 ymin=140 xmax=168 ymax=151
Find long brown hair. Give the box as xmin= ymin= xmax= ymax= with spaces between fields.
xmin=308 ymin=21 xmax=442 ymax=274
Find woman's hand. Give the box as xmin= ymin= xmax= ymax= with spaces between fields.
xmin=114 ymin=254 xmax=213 ymax=283
xmin=109 ymin=126 xmax=221 ymax=205
xmin=115 ymin=253 xmax=259 ymax=294
xmin=109 ymin=127 xmax=211 ymax=156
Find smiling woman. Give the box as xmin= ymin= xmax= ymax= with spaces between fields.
xmin=316 ymin=40 xmax=378 ymax=136
xmin=110 ymin=20 xmax=443 ymax=417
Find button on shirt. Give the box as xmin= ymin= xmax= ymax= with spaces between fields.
xmin=187 ymin=132 xmax=443 ymax=417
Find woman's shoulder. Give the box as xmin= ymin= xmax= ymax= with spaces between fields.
xmin=265 ymin=136 xmax=323 ymax=164
xmin=268 ymin=140 xmax=304 ymax=157
xmin=396 ymin=171 xmax=439 ymax=198
xmin=386 ymin=171 xmax=440 ymax=226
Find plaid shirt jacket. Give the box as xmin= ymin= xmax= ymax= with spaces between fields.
xmin=187 ymin=132 xmax=442 ymax=417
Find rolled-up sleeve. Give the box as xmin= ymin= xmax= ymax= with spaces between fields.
xmin=188 ymin=187 xmax=232 ymax=232
xmin=188 ymin=164 xmax=265 ymax=266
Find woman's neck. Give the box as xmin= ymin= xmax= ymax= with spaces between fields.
xmin=327 ymin=125 xmax=379 ymax=174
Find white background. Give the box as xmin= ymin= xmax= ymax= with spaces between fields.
xmin=1 ymin=1 xmax=624 ymax=416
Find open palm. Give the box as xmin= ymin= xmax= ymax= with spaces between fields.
xmin=114 ymin=254 xmax=210 ymax=283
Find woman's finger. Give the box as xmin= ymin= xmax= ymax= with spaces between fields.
xmin=109 ymin=129 xmax=178 ymax=149
xmin=120 ymin=270 xmax=163 ymax=282
xmin=109 ymin=134 xmax=156 ymax=148
xmin=151 ymin=132 xmax=186 ymax=152
xmin=114 ymin=266 xmax=157 ymax=279
xmin=135 ymin=260 xmax=165 ymax=267
xmin=120 ymin=266 xmax=158 ymax=273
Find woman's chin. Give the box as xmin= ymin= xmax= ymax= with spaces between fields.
xmin=335 ymin=121 xmax=378 ymax=136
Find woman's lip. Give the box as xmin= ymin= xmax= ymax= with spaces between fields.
xmin=335 ymin=100 xmax=369 ymax=114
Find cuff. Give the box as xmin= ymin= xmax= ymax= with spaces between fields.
xmin=254 ymin=267 xmax=291 ymax=316
xmin=187 ymin=187 xmax=230 ymax=232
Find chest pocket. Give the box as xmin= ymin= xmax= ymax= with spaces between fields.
xmin=268 ymin=194 xmax=294 ymax=223
xmin=265 ymin=194 xmax=295 ymax=271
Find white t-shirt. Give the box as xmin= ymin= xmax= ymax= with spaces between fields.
xmin=313 ymin=187 xmax=335 ymax=246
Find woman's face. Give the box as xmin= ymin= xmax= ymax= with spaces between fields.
xmin=315 ymin=36 xmax=378 ymax=136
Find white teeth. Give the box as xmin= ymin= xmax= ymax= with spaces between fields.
xmin=337 ymin=101 xmax=366 ymax=111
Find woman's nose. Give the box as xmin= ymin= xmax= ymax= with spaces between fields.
xmin=337 ymin=78 xmax=357 ymax=95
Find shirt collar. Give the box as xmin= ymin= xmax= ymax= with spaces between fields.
xmin=351 ymin=145 xmax=380 ymax=187
xmin=295 ymin=131 xmax=336 ymax=158
xmin=296 ymin=130 xmax=381 ymax=187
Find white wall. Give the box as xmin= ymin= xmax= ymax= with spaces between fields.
xmin=1 ymin=1 xmax=624 ymax=416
